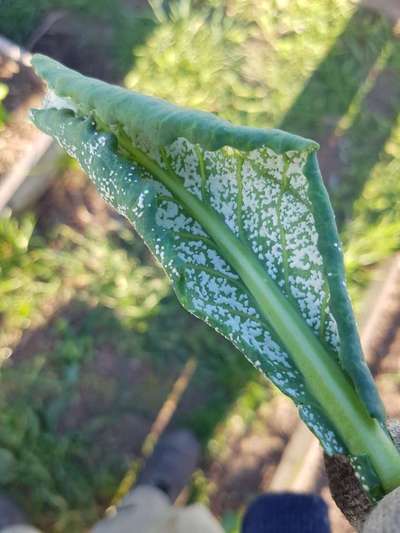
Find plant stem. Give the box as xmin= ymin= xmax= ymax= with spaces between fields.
xmin=119 ymin=133 xmax=400 ymax=493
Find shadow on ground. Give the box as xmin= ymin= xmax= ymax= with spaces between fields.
xmin=281 ymin=6 xmax=400 ymax=226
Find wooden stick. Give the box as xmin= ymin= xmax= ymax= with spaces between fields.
xmin=0 ymin=132 xmax=63 ymax=214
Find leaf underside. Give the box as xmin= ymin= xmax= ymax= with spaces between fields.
xmin=31 ymin=55 xmax=384 ymax=487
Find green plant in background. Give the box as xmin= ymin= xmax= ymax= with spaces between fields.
xmin=0 ymin=212 xmax=171 ymax=529
xmin=127 ymin=0 xmax=360 ymax=128
xmin=0 ymin=210 xmax=170 ymax=357
xmin=0 ymin=213 xmax=50 ymax=355
xmin=221 ymin=511 xmax=241 ymax=533
xmin=0 ymin=82 xmax=9 ymax=129
xmin=344 ymin=121 xmax=400 ymax=307
xmin=0 ymin=351 xmax=114 ymax=531
xmin=125 ymin=1 xmax=247 ymax=117
xmin=30 ymin=54 xmax=400 ymax=500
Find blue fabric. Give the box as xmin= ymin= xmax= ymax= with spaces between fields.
xmin=241 ymin=493 xmax=331 ymax=533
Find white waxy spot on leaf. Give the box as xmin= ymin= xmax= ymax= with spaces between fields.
xmin=52 ymin=119 xmax=344 ymax=456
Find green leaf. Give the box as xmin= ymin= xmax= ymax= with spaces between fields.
xmin=0 ymin=83 xmax=8 ymax=101
xmin=0 ymin=82 xmax=8 ymax=128
xmin=30 ymin=55 xmax=400 ymax=496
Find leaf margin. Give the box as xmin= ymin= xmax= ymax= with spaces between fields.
xmin=30 ymin=53 xmax=384 ymax=425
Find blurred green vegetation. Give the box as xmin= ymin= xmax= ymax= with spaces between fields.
xmin=1 ymin=0 xmax=400 ymax=531
xmin=0 ymin=82 xmax=8 ymax=129
xmin=127 ymin=0 xmax=355 ymax=124
xmin=344 ymin=118 xmax=400 ymax=307
xmin=0 ymin=212 xmax=169 ymax=352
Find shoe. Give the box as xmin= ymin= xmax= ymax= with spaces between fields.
xmin=242 ymin=493 xmax=331 ymax=533
xmin=136 ymin=430 xmax=200 ymax=502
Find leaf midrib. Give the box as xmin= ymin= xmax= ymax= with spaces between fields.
xmin=119 ymin=134 xmax=389 ymax=455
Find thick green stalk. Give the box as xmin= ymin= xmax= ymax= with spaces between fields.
xmin=120 ymin=136 xmax=400 ymax=493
